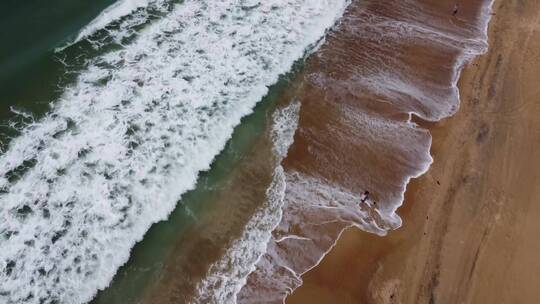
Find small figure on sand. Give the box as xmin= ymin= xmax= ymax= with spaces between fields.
xmin=359 ymin=191 xmax=378 ymax=209
xmin=453 ymin=3 xmax=459 ymax=16
xmin=360 ymin=191 xmax=369 ymax=204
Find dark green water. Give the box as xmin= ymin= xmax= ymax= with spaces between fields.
xmin=0 ymin=0 xmax=116 ymax=149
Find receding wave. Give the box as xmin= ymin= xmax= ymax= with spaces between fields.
xmin=0 ymin=1 xmax=348 ymax=303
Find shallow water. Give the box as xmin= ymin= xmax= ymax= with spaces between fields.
xmin=238 ymin=0 xmax=494 ymax=302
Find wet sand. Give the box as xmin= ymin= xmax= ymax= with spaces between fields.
xmin=286 ymin=0 xmax=540 ymax=303
xmin=239 ymin=0 xmax=492 ymax=302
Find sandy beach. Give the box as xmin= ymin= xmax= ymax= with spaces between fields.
xmin=286 ymin=0 xmax=540 ymax=303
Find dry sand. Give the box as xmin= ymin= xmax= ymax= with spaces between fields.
xmin=286 ymin=0 xmax=540 ymax=303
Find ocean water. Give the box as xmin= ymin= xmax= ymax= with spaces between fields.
xmin=0 ymin=0 xmax=118 ymax=148
xmin=0 ymin=0 xmax=495 ymax=303
xmin=0 ymin=0 xmax=347 ymax=303
xmin=90 ymin=76 xmax=294 ymax=304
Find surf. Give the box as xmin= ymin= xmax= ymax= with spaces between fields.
xmin=0 ymin=1 xmax=348 ymax=303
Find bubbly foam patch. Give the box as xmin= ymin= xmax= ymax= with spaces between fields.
xmin=0 ymin=1 xmax=347 ymax=303
xmin=192 ymin=102 xmax=300 ymax=303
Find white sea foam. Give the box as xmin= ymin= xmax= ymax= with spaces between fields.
xmin=0 ymin=1 xmax=347 ymax=303
xmin=77 ymin=0 xmax=151 ymax=40
xmin=55 ymin=0 xmax=166 ymax=52
xmin=192 ymin=102 xmax=300 ymax=303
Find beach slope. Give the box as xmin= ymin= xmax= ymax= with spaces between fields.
xmin=287 ymin=0 xmax=540 ymax=303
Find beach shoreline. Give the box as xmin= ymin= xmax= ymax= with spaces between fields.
xmin=286 ymin=0 xmax=540 ymax=303
xmin=6 ymin=0 xmax=537 ymax=303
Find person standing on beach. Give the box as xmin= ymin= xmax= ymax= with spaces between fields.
xmin=453 ymin=3 xmax=459 ymax=16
